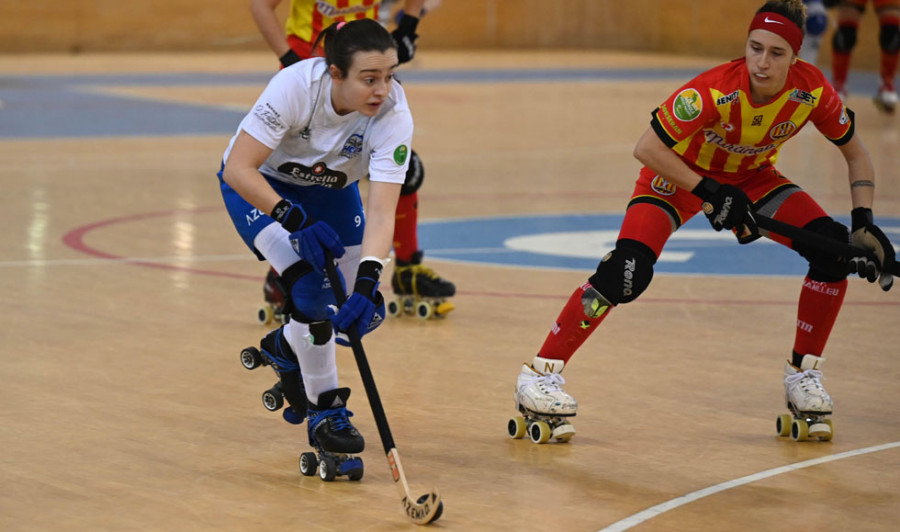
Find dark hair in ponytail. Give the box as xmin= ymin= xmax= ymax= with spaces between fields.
xmin=312 ymin=19 xmax=397 ymax=77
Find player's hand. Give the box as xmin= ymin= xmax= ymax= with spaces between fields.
xmin=691 ymin=176 xmax=758 ymax=234
xmin=271 ymin=200 xmax=345 ymax=270
xmin=329 ymin=260 xmax=385 ymax=337
xmin=849 ymin=207 xmax=895 ymax=291
xmin=391 ymin=14 xmax=419 ymax=64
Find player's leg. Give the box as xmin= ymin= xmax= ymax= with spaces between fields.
xmin=874 ymin=3 xmax=900 ymax=111
xmin=831 ymin=2 xmax=864 ymax=98
xmin=390 ymin=151 xmax=456 ymax=301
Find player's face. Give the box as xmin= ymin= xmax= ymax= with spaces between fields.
xmin=745 ymin=29 xmax=797 ymax=103
xmin=330 ymin=49 xmax=399 ymax=117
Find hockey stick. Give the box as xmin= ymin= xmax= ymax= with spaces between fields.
xmin=754 ymin=214 xmax=900 ymax=276
xmin=323 ymin=255 xmax=443 ymax=525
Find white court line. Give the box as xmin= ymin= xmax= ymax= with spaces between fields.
xmin=598 ymin=441 xmax=900 ymax=532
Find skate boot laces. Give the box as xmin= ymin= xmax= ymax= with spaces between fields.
xmin=785 ymin=368 xmax=827 ymax=397
xmin=313 ymin=407 xmax=355 ymax=431
xmin=520 ymin=371 xmax=567 ymax=394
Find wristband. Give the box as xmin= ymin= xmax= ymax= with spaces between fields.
xmin=396 ymin=14 xmax=420 ymax=34
xmin=690 ymin=176 xmax=720 ymax=201
xmin=851 ymin=207 xmax=873 ymax=231
xmin=279 ymin=49 xmax=301 ymax=67
xmin=271 ymin=199 xmax=309 ymax=232
xmin=354 ymin=259 xmax=383 ymax=297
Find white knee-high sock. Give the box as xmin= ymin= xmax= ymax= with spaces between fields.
xmin=284 ymin=320 xmax=337 ymax=406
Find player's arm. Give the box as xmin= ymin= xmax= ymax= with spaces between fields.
xmin=222 ymin=130 xmax=282 ymax=215
xmin=250 ymin=0 xmax=297 ymax=64
xmin=837 ymin=134 xmax=875 ymax=210
xmin=360 ymin=180 xmax=402 ymax=260
xmin=400 ymin=0 xmax=426 ymax=17
xmin=632 ymin=126 xmax=703 ymax=191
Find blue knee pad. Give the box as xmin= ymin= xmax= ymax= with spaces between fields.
xmin=285 ymin=262 xmax=345 ymax=322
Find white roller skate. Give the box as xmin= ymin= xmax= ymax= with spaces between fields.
xmin=776 ymin=354 xmax=834 ymax=442
xmin=873 ymin=86 xmax=899 ymax=114
xmin=508 ymin=356 xmax=577 ymax=444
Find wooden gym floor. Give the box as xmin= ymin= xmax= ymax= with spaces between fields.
xmin=1 ymin=50 xmax=898 ymax=531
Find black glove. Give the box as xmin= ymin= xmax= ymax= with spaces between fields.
xmin=822 ymin=0 xmax=839 ymax=8
xmin=279 ymin=49 xmax=301 ymax=68
xmin=849 ymin=207 xmax=895 ymax=291
xmin=691 ymin=177 xmax=758 ymax=234
xmin=391 ymin=14 xmax=419 ymax=64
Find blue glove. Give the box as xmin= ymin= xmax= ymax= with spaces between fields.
xmin=329 ymin=260 xmax=386 ymax=339
xmin=270 ymin=199 xmax=345 ymax=270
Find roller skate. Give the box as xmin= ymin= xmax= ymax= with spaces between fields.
xmin=873 ymin=85 xmax=898 ymax=114
xmin=238 ymin=327 xmax=307 ymax=421
xmin=508 ymin=357 xmax=577 ymax=444
xmin=257 ymin=268 xmax=291 ymax=325
xmin=298 ymin=387 xmax=366 ymax=481
xmin=776 ymin=354 xmax=833 ymax=442
xmin=388 ymin=250 xmax=455 ymax=319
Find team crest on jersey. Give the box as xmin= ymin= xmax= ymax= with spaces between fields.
xmin=650 ymin=175 xmax=676 ymax=196
xmin=673 ymin=88 xmax=702 ymax=121
xmin=340 ymin=133 xmax=363 ymax=159
xmin=769 ymin=121 xmax=797 ymax=140
xmin=277 ymin=161 xmax=348 ymax=189
xmin=393 ymin=144 xmax=409 ymax=165
xmin=720 ymin=122 xmax=735 ymax=132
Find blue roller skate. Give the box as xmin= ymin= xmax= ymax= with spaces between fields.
xmin=239 ymin=327 xmax=307 ymax=422
xmin=298 ymin=387 xmax=365 ymax=481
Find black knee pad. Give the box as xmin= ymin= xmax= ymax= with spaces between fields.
xmin=794 ymin=217 xmax=850 ymax=282
xmin=588 ymin=239 xmax=657 ymax=305
xmin=400 ymin=150 xmax=424 ymax=196
xmin=833 ymin=24 xmax=858 ymax=54
xmin=308 ymin=320 xmax=333 ymax=345
xmin=880 ymin=21 xmax=900 ymax=54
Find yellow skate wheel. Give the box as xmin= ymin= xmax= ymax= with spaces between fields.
xmin=415 ymin=301 xmax=433 ymax=319
xmin=823 ymin=419 xmax=834 ymax=441
xmin=387 ymin=299 xmax=402 ymax=317
xmin=435 ymin=301 xmax=455 ymax=317
xmin=529 ymin=420 xmax=552 ymax=444
xmin=776 ymin=414 xmax=792 ymax=437
xmin=257 ymin=305 xmax=274 ymax=325
xmin=791 ymin=418 xmax=809 ymax=442
xmin=507 ymin=416 xmax=526 ymax=439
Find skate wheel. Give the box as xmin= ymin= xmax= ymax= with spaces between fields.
xmin=262 ymin=386 xmax=284 ymax=412
xmin=776 ymin=414 xmax=792 ymax=437
xmin=529 ymin=420 xmax=552 ymax=444
xmin=507 ymin=416 xmax=526 ymax=439
xmin=257 ymin=305 xmax=274 ymax=325
xmin=343 ymin=457 xmax=364 ymax=481
xmin=239 ymin=347 xmax=262 ymax=370
xmin=299 ymin=452 xmax=318 ymax=476
xmin=791 ymin=418 xmax=809 ymax=442
xmin=435 ymin=301 xmax=455 ymax=317
xmin=415 ymin=301 xmax=433 ymax=319
xmin=319 ymin=455 xmax=337 ymax=481
xmin=387 ymin=299 xmax=402 ymax=317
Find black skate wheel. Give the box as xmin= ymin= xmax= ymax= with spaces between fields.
xmin=299 ymin=452 xmax=318 ymax=476
xmin=417 ymin=494 xmax=443 ymax=523
xmin=262 ymin=387 xmax=284 ymax=412
xmin=319 ymin=455 xmax=337 ymax=481
xmin=239 ymin=347 xmax=262 ymax=370
xmin=345 ymin=457 xmax=364 ymax=481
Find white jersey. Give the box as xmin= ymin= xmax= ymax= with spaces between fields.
xmin=222 ymin=57 xmax=413 ymax=189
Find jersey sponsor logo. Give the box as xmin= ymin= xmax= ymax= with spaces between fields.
xmin=276 ymin=161 xmax=348 ymax=188
xmin=715 ymin=90 xmax=739 ymax=106
xmin=340 ymin=133 xmax=364 ymax=159
xmin=789 ymin=89 xmax=817 ymax=106
xmin=704 ymin=129 xmax=776 ymax=155
xmin=673 ymin=88 xmax=702 ymax=121
xmin=315 ymin=1 xmax=378 ymax=18
xmin=253 ymin=103 xmax=286 ymax=133
xmin=659 ymin=105 xmax=683 ymax=135
xmin=769 ymin=120 xmax=797 ymax=140
xmin=393 ymin=144 xmax=409 ymax=165
xmin=650 ymin=175 xmax=676 ymax=196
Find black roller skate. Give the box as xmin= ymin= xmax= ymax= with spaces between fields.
xmin=389 ymin=250 xmax=456 ymax=319
xmin=257 ymin=268 xmax=291 ymax=325
xmin=239 ymin=327 xmax=307 ymax=422
xmin=299 ymin=387 xmax=365 ymax=481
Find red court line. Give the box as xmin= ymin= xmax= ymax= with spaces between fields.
xmin=60 ymin=207 xmax=899 ymax=306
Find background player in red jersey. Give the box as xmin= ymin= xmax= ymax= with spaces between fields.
xmin=251 ymin=0 xmax=455 ymax=325
xmin=830 ymin=0 xmax=900 ymax=111
xmin=509 ymin=0 xmax=895 ymax=445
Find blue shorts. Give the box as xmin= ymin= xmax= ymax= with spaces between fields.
xmin=217 ymin=164 xmax=365 ymax=260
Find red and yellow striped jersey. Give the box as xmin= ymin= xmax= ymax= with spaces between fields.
xmin=650 ymin=58 xmax=853 ymax=182
xmin=286 ymin=0 xmax=381 ymax=43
